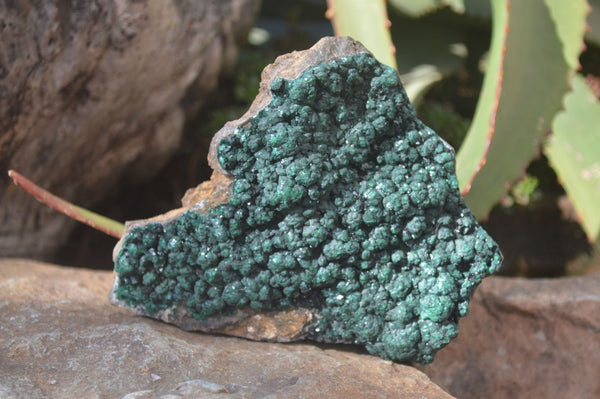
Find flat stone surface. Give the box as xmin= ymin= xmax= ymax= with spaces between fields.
xmin=421 ymin=273 xmax=600 ymax=399
xmin=0 ymin=259 xmax=453 ymax=399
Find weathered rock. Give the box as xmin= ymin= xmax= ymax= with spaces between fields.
xmin=0 ymin=0 xmax=261 ymax=258
xmin=420 ymin=273 xmax=600 ymax=399
xmin=0 ymin=259 xmax=454 ymax=399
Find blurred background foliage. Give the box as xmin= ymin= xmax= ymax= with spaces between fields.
xmin=59 ymin=0 xmax=600 ymax=277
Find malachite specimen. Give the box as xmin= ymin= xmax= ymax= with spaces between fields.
xmin=114 ymin=51 xmax=502 ymax=364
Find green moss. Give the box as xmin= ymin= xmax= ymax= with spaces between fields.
xmin=114 ymin=52 xmax=502 ymax=364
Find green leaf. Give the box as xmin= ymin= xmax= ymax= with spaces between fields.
xmin=545 ymin=74 xmax=600 ymax=241
xmin=327 ymin=0 xmax=397 ymax=69
xmin=461 ymin=0 xmax=492 ymax=18
xmin=400 ymin=65 xmax=444 ymax=104
xmin=389 ymin=0 xmax=465 ymax=17
xmin=389 ymin=0 xmax=492 ymax=20
xmin=455 ymin=0 xmax=508 ymax=195
xmin=458 ymin=0 xmax=589 ymax=219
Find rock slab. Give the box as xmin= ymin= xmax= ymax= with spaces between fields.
xmin=0 ymin=259 xmax=453 ymax=399
xmin=422 ymin=273 xmax=600 ymax=399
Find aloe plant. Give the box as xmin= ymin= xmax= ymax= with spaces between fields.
xmin=459 ymin=0 xmax=588 ymax=218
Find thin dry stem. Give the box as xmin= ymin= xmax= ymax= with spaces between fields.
xmin=8 ymin=170 xmax=124 ymax=239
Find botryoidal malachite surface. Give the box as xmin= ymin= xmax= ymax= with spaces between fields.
xmin=114 ymin=52 xmax=502 ymax=364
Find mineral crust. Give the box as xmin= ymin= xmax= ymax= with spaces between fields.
xmin=112 ymin=37 xmax=502 ymax=364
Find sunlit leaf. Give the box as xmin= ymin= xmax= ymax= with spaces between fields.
xmin=458 ymin=0 xmax=588 ymax=219
xmin=455 ymin=0 xmax=507 ymax=196
xmin=545 ymin=74 xmax=600 ymax=241
xmin=388 ymin=0 xmax=465 ymax=17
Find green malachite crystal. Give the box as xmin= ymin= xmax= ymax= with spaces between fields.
xmin=114 ymin=50 xmax=501 ymax=364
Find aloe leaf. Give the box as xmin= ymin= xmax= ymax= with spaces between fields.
xmin=388 ymin=0 xmax=465 ymax=17
xmin=326 ymin=0 xmax=397 ymax=69
xmin=458 ymin=0 xmax=589 ymax=219
xmin=461 ymin=0 xmax=491 ymax=18
xmin=390 ymin=0 xmax=492 ymax=20
xmin=446 ymin=0 xmax=466 ymax=13
xmin=545 ymin=74 xmax=600 ymax=241
xmin=455 ymin=0 xmax=507 ymax=195
xmin=400 ymin=65 xmax=444 ymax=104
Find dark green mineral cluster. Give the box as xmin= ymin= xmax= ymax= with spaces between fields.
xmin=114 ymin=51 xmax=502 ymax=364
